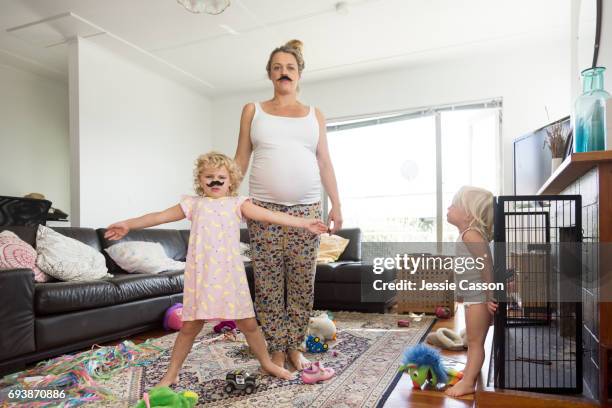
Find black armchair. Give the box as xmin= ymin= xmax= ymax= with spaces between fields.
xmin=0 ymin=196 xmax=52 ymax=227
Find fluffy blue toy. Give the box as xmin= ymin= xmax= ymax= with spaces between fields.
xmin=399 ymin=343 xmax=449 ymax=389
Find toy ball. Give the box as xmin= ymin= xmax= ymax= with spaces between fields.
xmin=214 ymin=320 xmax=237 ymax=333
xmin=435 ymin=306 xmax=451 ymax=319
xmin=163 ymin=303 xmax=183 ymax=331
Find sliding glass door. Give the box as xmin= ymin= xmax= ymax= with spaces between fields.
xmin=327 ymin=101 xmax=501 ymax=242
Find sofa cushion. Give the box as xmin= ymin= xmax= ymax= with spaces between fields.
xmin=105 ymin=241 xmax=185 ymax=274
xmin=36 ymin=225 xmax=111 ymax=282
xmin=109 ymin=272 xmax=182 ymax=303
xmin=97 ymin=228 xmax=187 ymax=273
xmin=159 ymin=270 xmax=184 ymax=292
xmin=35 ymin=280 xmax=119 ymax=315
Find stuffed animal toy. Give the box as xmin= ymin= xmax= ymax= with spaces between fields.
xmin=163 ymin=304 xmax=183 ymax=331
xmin=133 ymin=386 xmax=198 ymax=408
xmin=398 ymin=343 xmax=463 ymax=390
xmin=213 ymin=320 xmax=237 ymax=333
xmin=308 ymin=313 xmax=337 ymax=341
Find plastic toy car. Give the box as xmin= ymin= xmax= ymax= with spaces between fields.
xmin=305 ymin=335 xmax=329 ymax=353
xmin=224 ymin=369 xmax=258 ymax=394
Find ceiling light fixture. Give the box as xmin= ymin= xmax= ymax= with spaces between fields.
xmin=177 ymin=0 xmax=230 ymax=15
xmin=335 ymin=1 xmax=349 ymax=16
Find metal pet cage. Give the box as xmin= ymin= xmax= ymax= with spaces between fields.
xmin=492 ymin=195 xmax=583 ymax=394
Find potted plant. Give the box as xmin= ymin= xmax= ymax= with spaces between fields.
xmin=544 ymin=118 xmax=569 ymax=174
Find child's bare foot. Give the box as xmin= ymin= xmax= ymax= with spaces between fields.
xmin=444 ymin=378 xmax=475 ymax=397
xmin=261 ymin=362 xmax=295 ymax=380
xmin=157 ymin=374 xmax=179 ymax=387
xmin=271 ymin=351 xmax=286 ymax=368
xmin=287 ymin=349 xmax=310 ymax=371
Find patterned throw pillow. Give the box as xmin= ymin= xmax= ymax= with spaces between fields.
xmin=36 ymin=225 xmax=112 ymax=281
xmin=104 ymin=241 xmax=185 ymax=274
xmin=0 ymin=230 xmax=51 ymax=282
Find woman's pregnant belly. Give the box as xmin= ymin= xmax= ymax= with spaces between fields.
xmin=250 ymin=146 xmax=321 ymax=205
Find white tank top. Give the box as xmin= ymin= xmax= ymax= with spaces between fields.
xmin=249 ymin=102 xmax=321 ymax=205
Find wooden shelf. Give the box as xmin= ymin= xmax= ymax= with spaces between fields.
xmin=537 ymin=151 xmax=612 ymax=195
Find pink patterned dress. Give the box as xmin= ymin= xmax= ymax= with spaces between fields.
xmin=179 ymin=195 xmax=255 ymax=321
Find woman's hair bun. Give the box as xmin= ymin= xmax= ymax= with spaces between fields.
xmin=285 ymin=39 xmax=303 ymax=53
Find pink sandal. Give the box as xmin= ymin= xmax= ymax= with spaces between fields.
xmin=301 ymin=361 xmax=335 ymax=384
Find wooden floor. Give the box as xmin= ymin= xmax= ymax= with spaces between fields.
xmin=382 ymin=305 xmax=598 ymax=408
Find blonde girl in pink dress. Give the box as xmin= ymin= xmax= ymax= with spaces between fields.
xmin=105 ymin=152 xmax=327 ymax=385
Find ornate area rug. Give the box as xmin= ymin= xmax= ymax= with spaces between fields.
xmin=94 ymin=312 xmax=434 ymax=408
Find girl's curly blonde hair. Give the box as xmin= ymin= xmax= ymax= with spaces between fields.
xmin=193 ymin=152 xmax=243 ymax=197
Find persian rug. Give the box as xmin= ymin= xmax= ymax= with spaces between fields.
xmin=100 ymin=312 xmax=434 ymax=408
xmin=1 ymin=312 xmax=433 ymax=407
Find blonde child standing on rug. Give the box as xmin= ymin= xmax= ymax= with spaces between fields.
xmin=445 ymin=186 xmax=498 ymax=397
xmin=104 ymin=152 xmax=327 ymax=385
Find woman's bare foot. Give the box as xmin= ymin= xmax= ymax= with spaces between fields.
xmin=157 ymin=374 xmax=179 ymax=387
xmin=261 ymin=362 xmax=296 ymax=380
xmin=287 ymin=349 xmax=310 ymax=371
xmin=444 ymin=378 xmax=475 ymax=397
xmin=271 ymin=351 xmax=286 ymax=368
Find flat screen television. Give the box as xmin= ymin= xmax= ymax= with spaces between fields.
xmin=513 ymin=116 xmax=571 ymax=195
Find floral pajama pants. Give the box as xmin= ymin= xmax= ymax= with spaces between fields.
xmin=247 ymin=199 xmax=321 ymax=352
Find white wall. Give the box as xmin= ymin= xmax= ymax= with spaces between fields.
xmin=0 ymin=64 xmax=69 ymax=213
xmin=597 ymin=0 xmax=612 ymax=86
xmin=212 ymin=39 xmax=571 ymax=196
xmin=74 ymin=39 xmax=213 ymax=228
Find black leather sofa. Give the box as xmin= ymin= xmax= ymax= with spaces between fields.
xmin=0 ymin=226 xmax=396 ymax=375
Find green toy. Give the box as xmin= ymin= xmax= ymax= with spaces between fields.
xmin=398 ymin=344 xmax=463 ymax=390
xmin=133 ymin=386 xmax=198 ymax=408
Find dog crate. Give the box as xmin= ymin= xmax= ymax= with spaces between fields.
xmin=492 ymin=195 xmax=583 ymax=394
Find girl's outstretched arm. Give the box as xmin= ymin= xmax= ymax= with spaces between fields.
xmin=240 ymin=201 xmax=327 ymax=234
xmin=104 ymin=204 xmax=186 ymax=240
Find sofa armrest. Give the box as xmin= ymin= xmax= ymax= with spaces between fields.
xmin=0 ymin=269 xmax=36 ymax=361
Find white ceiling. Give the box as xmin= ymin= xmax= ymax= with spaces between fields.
xmin=0 ymin=0 xmax=570 ymax=97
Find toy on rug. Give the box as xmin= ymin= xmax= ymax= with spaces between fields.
xmin=133 ymin=386 xmax=198 ymax=408
xmin=0 ymin=340 xmax=163 ymax=407
xmin=407 ymin=312 xmax=425 ymax=322
xmin=426 ymin=328 xmax=466 ymax=351
xmin=398 ymin=343 xmax=463 ymax=390
xmin=163 ymin=303 xmax=183 ymax=331
xmin=435 ymin=306 xmax=451 ymax=319
xmin=397 ymin=319 xmax=411 ymax=327
xmin=213 ymin=320 xmax=237 ymax=333
xmin=305 ymin=335 xmax=329 ymax=353
xmin=224 ymin=369 xmax=258 ymax=394
xmin=308 ymin=312 xmax=337 ymax=341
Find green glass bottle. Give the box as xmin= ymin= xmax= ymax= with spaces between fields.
xmin=573 ymin=67 xmax=610 ymax=152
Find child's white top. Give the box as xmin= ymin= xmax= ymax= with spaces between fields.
xmin=249 ymin=102 xmax=321 ymax=206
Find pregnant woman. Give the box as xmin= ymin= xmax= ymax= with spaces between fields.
xmin=234 ymin=39 xmax=342 ymax=370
